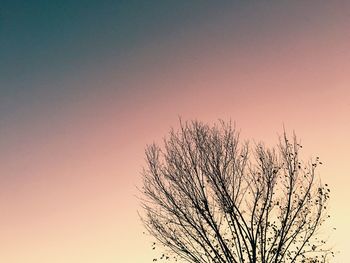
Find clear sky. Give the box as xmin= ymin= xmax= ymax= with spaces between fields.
xmin=0 ymin=1 xmax=349 ymax=262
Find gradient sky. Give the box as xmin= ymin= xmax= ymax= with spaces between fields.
xmin=1 ymin=1 xmax=349 ymax=262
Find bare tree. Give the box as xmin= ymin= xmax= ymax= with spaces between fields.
xmin=140 ymin=120 xmax=334 ymax=263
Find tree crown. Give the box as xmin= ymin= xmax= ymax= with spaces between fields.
xmin=140 ymin=120 xmax=334 ymax=263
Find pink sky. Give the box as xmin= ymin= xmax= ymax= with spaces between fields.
xmin=0 ymin=2 xmax=349 ymax=262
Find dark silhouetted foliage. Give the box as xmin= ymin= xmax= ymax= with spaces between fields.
xmin=140 ymin=120 xmax=334 ymax=263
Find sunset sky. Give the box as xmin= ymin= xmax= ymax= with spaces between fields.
xmin=1 ymin=1 xmax=349 ymax=262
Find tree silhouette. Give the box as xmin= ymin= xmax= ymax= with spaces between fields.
xmin=140 ymin=120 xmax=334 ymax=263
